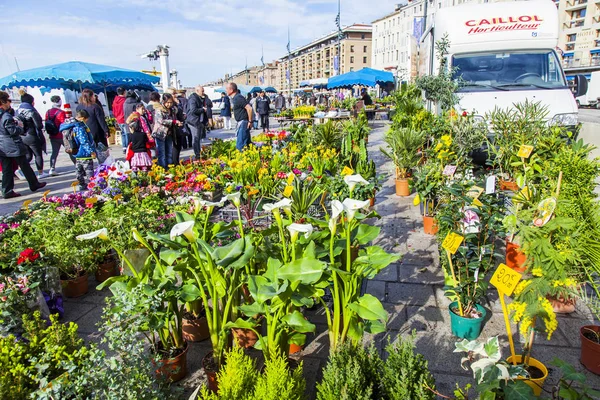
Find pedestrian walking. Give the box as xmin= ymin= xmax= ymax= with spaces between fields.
xmin=146 ymin=92 xmax=162 ymax=124
xmin=153 ymin=93 xmax=182 ymax=168
xmin=172 ymin=94 xmax=186 ymax=164
xmin=176 ymin=90 xmax=191 ymax=149
xmin=76 ymin=89 xmax=109 ymax=147
xmin=186 ymin=86 xmax=211 ymax=159
xmin=17 ymin=90 xmax=47 ymax=179
xmin=220 ymin=92 xmax=232 ymax=130
xmin=250 ymin=93 xmax=259 ymax=130
xmin=122 ymin=91 xmax=140 ymax=154
xmin=44 ymin=95 xmax=67 ymax=176
xmin=112 ymin=87 xmax=127 ymax=153
xmin=256 ymin=91 xmax=271 ymax=132
xmin=226 ymin=83 xmax=252 ymax=151
xmin=274 ymin=92 xmax=285 ymax=114
xmin=59 ymin=109 xmax=96 ymax=191
xmin=309 ymin=94 xmax=317 ymax=106
xmin=0 ymin=91 xmax=46 ymax=199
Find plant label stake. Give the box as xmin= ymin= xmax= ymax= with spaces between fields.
xmin=443 ymin=165 xmax=457 ymax=176
xmin=42 ymin=190 xmax=51 ymax=200
xmin=517 ymin=145 xmax=533 ymax=159
xmin=22 ymin=199 xmax=32 ymax=209
xmin=485 ymin=175 xmax=496 ymax=194
xmin=71 ymin=181 xmax=79 ymax=194
xmin=443 ymin=232 xmax=464 ymax=315
xmin=490 ymin=263 xmax=522 ymax=365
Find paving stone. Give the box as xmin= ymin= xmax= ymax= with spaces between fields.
xmin=404 ymin=305 xmax=445 ymax=333
xmin=68 ymin=304 xmax=104 ymax=334
xmin=387 ymin=282 xmax=437 ymax=306
xmin=365 ymin=280 xmax=386 ymax=302
xmin=302 ymin=324 xmax=330 ymax=360
xmin=433 ymin=373 xmax=474 ymax=398
xmin=434 ymin=285 xmax=453 ymax=308
xmin=401 ymin=250 xmax=436 ymax=267
xmin=62 ymin=301 xmax=97 ymax=325
xmin=382 ymin=302 xmax=408 ymax=331
xmin=398 ymin=263 xmax=444 ymax=285
xmin=371 ymin=263 xmax=398 ymax=282
xmin=555 ymin=314 xmax=595 ymax=347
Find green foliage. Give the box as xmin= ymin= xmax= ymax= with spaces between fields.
xmin=311 ymin=120 xmax=344 ymax=149
xmin=550 ymin=358 xmax=600 ymax=400
xmin=198 ymin=348 xmax=305 ymax=400
xmin=0 ymin=312 xmax=87 ymax=400
xmin=381 ymin=335 xmax=436 ymax=400
xmin=380 ymin=128 xmax=426 ymax=178
xmin=316 ymin=342 xmax=383 ymax=400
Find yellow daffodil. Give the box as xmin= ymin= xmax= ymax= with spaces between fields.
xmin=341 ymin=166 xmax=354 ymax=176
xmin=283 ymin=185 xmax=294 ymax=198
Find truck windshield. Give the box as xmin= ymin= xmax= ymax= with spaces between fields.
xmin=452 ymin=50 xmax=567 ymax=92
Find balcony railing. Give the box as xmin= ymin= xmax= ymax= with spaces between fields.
xmin=566 ymin=0 xmax=588 ymax=9
xmin=563 ymin=58 xmax=600 ymax=68
xmin=566 ymin=43 xmax=576 ymax=50
xmin=565 ymin=20 xmax=586 ymax=28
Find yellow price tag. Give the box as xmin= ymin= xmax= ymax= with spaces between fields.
xmin=71 ymin=182 xmax=79 ymax=187
xmin=467 ymin=186 xmax=484 ymax=199
xmin=113 ymin=194 xmax=123 ymax=202
xmin=22 ymin=200 xmax=32 ymax=209
xmin=490 ymin=263 xmax=522 ymax=296
xmin=472 ymin=198 xmax=483 ymax=207
xmin=442 ymin=232 xmax=464 ymax=254
xmin=42 ymin=190 xmax=51 ymax=198
xmin=517 ymin=145 xmax=533 ymax=159
xmin=85 ymin=197 xmax=98 ymax=204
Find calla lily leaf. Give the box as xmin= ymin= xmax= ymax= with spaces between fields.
xmin=347 ymin=294 xmax=388 ymax=322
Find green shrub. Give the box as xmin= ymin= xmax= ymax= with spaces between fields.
xmin=316 ymin=343 xmax=383 ymax=400
xmin=254 ymin=353 xmax=305 ymax=400
xmin=382 ymin=335 xmax=436 ymax=400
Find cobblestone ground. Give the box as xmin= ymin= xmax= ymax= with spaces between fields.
xmin=9 ymin=121 xmax=600 ymax=399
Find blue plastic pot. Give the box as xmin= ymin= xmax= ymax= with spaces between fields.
xmin=449 ymin=302 xmax=486 ymax=340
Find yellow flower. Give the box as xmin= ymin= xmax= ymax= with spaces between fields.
xmin=413 ymin=193 xmax=421 ymax=206
xmin=513 ymin=280 xmax=531 ymax=296
xmin=509 ymin=301 xmax=526 ymax=322
xmin=248 ymin=188 xmax=259 ymax=196
xmin=287 ymin=173 xmax=295 ymax=185
xmin=539 ymin=297 xmax=558 ymax=340
xmin=440 ymin=135 xmax=452 ymax=147
xmin=532 ymin=267 xmax=543 ymax=277
xmin=283 ymin=185 xmax=294 ymax=198
xmin=341 ymin=166 xmax=354 ymax=176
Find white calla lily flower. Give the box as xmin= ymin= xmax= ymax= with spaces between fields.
xmin=226 ymin=192 xmax=242 ymax=207
xmin=342 ymin=198 xmax=371 ymax=222
xmin=329 ymin=200 xmax=344 ymax=231
xmin=263 ymin=198 xmax=293 ymax=213
xmin=76 ymin=228 xmax=109 ymax=241
xmin=287 ymin=223 xmax=314 ymax=241
xmin=132 ymin=229 xmax=144 ymax=243
xmin=170 ymin=221 xmax=197 ymax=241
xmin=343 ymin=174 xmax=369 ymax=192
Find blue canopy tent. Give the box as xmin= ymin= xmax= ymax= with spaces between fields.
xmin=327 ymin=68 xmax=394 ymax=89
xmin=215 ymin=84 xmax=262 ymax=96
xmin=0 ymin=61 xmax=160 ymax=93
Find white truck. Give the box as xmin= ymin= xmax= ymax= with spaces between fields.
xmin=421 ymin=0 xmax=587 ymax=128
xmin=575 ymin=71 xmax=600 ymax=108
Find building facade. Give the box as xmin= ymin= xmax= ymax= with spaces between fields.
xmin=276 ymin=24 xmax=372 ymax=92
xmin=556 ymin=0 xmax=600 ymax=71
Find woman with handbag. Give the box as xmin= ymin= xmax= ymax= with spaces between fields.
xmin=152 ymin=93 xmax=182 ymax=168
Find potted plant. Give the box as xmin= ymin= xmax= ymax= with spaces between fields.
xmin=412 ymin=164 xmax=443 ymax=235
xmin=380 ymin=127 xmax=425 ymax=197
xmin=436 ymin=180 xmax=505 ymax=340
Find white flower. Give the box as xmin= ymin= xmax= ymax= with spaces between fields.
xmin=226 ymin=192 xmax=242 ymax=207
xmin=342 ymin=198 xmax=371 ymax=222
xmin=193 ymin=196 xmax=227 ymax=213
xmin=329 ymin=200 xmax=344 ymax=231
xmin=132 ymin=229 xmax=144 ymax=243
xmin=76 ymin=228 xmax=108 ymax=241
xmin=287 ymin=223 xmax=314 ymax=241
xmin=263 ymin=198 xmax=293 ymax=213
xmin=343 ymin=174 xmax=369 ymax=192
xmin=170 ymin=221 xmax=197 ymax=241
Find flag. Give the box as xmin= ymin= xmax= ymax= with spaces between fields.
xmin=413 ymin=17 xmax=424 ymax=39
xmin=335 ymin=14 xmax=340 ymax=29
xmin=286 ymin=69 xmax=290 ymax=84
xmin=261 ymin=46 xmax=265 ymax=66
xmin=286 ymin=27 xmax=291 ymax=54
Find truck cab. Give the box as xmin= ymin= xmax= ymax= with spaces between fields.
xmin=423 ymin=0 xmax=586 ymax=128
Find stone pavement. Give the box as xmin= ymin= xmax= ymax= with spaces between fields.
xmin=16 ymin=121 xmax=600 ymax=398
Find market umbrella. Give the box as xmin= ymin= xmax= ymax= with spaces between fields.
xmin=216 ymin=85 xmax=261 ymax=96
xmin=0 ymin=61 xmax=160 ymax=93
xmin=262 ymin=86 xmax=277 ymax=93
xmin=327 ymin=68 xmax=394 ymax=89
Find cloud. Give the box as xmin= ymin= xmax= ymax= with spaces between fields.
xmin=1 ymin=0 xmax=400 ymax=86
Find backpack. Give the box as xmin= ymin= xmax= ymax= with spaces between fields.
xmin=62 ymin=122 xmax=79 ymax=155
xmin=45 ymin=108 xmax=62 ymax=137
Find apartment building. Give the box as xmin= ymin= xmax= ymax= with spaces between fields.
xmin=557 ymin=0 xmax=600 ymax=71
xmin=371 ymin=0 xmax=506 ymax=82
xmin=277 ymin=24 xmax=372 ymax=91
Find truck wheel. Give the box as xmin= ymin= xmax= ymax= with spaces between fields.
xmin=576 ymin=100 xmax=580 ymax=108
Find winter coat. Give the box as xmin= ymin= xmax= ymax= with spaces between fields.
xmin=152 ymin=103 xmax=179 ymax=145
xmin=60 ymin=120 xmax=96 ymax=159
xmin=274 ymin=95 xmax=285 ymax=110
xmin=220 ymin=96 xmax=231 ymax=117
xmin=112 ymin=95 xmax=126 ymax=124
xmin=0 ymin=108 xmax=26 ymax=158
xmin=186 ymin=93 xmax=212 ymax=127
xmin=123 ymin=96 xmax=140 ymax=122
xmin=256 ymin=96 xmax=271 ymax=115
xmin=17 ymin=103 xmax=46 ymax=152
xmin=76 ymin=103 xmax=108 ymax=144
xmin=177 ymin=96 xmax=189 ymax=119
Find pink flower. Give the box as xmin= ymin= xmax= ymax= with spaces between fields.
xmin=1 ymin=296 xmax=7 ymax=302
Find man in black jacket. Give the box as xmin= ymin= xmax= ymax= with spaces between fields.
xmin=255 ymin=91 xmax=271 ymax=132
xmin=122 ymin=91 xmax=140 ymax=153
xmin=0 ymin=91 xmax=45 ymax=199
xmin=186 ymin=86 xmax=212 ymax=159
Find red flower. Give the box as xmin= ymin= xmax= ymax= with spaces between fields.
xmin=88 ymin=182 xmax=96 ymax=189
xmin=462 ymin=111 xmax=468 ymax=117
xmin=17 ymin=248 xmax=39 ymax=265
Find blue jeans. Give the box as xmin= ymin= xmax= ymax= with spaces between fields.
xmin=235 ymin=121 xmax=251 ymax=151
xmin=119 ymin=124 xmax=129 ymax=150
xmin=156 ymin=136 xmax=173 ymax=168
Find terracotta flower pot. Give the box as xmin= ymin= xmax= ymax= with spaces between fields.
xmin=581 ymin=325 xmax=600 ymax=375
xmin=548 ymin=296 xmax=576 ymax=314
xmin=369 ymin=197 xmax=375 ymax=207
xmin=95 ymin=259 xmax=117 ymax=283
xmin=505 ymin=240 xmax=527 ymax=273
xmin=61 ymin=272 xmax=89 ymax=298
xmin=183 ymin=317 xmax=210 ymax=342
xmin=202 ymin=351 xmax=220 ymax=392
xmin=395 ymin=178 xmax=411 ymax=197
xmin=232 ymin=327 xmax=260 ymax=348
xmin=499 ymin=179 xmax=519 ymax=192
xmin=423 ymin=215 xmax=438 ymax=235
xmin=289 ymin=343 xmax=303 ymax=354
xmin=154 ymin=343 xmax=188 ymax=383
xmin=506 ymin=355 xmax=548 ymax=396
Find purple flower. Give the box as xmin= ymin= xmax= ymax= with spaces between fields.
xmin=293 ymin=168 xmax=302 ymax=175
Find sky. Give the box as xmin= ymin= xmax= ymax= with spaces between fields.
xmin=0 ymin=0 xmax=402 ymax=87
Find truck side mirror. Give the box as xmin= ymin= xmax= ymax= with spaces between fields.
xmin=573 ymin=75 xmax=588 ymax=98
